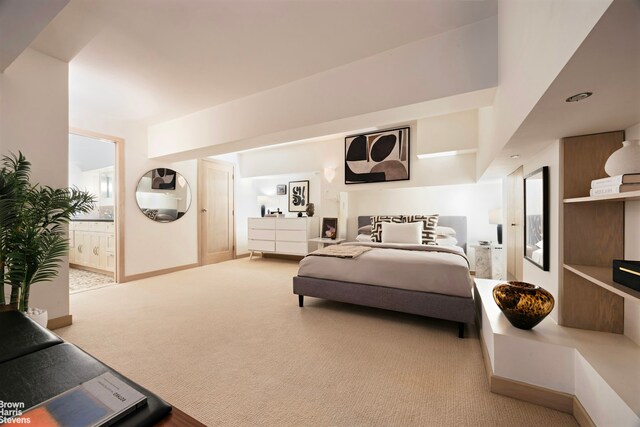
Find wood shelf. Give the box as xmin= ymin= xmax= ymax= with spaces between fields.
xmin=564 ymin=264 xmax=640 ymax=303
xmin=563 ymin=190 xmax=640 ymax=203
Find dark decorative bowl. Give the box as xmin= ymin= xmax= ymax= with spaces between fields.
xmin=492 ymin=281 xmax=554 ymax=330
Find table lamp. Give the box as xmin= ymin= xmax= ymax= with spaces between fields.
xmin=489 ymin=208 xmax=503 ymax=244
xmin=257 ymin=196 xmax=268 ymax=217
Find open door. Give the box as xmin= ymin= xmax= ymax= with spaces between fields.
xmin=199 ymin=159 xmax=235 ymax=264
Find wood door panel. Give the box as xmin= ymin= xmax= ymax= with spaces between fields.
xmin=199 ymin=160 xmax=235 ymax=264
xmin=507 ymin=166 xmax=524 ymax=281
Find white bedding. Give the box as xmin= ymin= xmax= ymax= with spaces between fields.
xmin=298 ymin=242 xmax=474 ymax=298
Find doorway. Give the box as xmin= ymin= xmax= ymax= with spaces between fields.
xmin=68 ymin=129 xmax=125 ymax=291
xmin=199 ymin=159 xmax=235 ymax=264
xmin=506 ymin=166 xmax=524 ymax=281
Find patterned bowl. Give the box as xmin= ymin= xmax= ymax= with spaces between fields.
xmin=492 ymin=281 xmax=554 ymax=330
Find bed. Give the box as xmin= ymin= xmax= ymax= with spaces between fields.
xmin=293 ymin=215 xmax=475 ymax=338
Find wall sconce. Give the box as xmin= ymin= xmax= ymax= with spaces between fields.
xmin=324 ymin=167 xmax=336 ymax=183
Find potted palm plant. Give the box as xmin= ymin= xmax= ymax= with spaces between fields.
xmin=1 ymin=152 xmax=95 ymax=326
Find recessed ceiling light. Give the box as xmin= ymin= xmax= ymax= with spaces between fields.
xmin=566 ymin=92 xmax=593 ymax=102
xmin=510 ymin=154 xmax=520 ymax=159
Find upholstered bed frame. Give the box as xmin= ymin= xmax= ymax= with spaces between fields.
xmin=293 ymin=215 xmax=475 ymax=338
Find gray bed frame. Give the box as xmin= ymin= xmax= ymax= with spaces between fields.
xmin=293 ymin=215 xmax=475 ymax=338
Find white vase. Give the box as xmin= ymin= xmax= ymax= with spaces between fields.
xmin=604 ymin=140 xmax=640 ymax=176
xmin=26 ymin=307 xmax=48 ymax=328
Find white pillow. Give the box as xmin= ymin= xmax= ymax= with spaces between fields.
xmin=436 ymin=236 xmax=459 ymax=246
xmin=381 ymin=222 xmax=423 ymax=244
xmin=356 ymin=234 xmax=370 ymax=242
xmin=436 ymin=226 xmax=456 ymax=237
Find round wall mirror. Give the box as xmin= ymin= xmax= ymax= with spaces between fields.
xmin=135 ymin=168 xmax=192 ymax=222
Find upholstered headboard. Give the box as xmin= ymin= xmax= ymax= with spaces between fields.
xmin=357 ymin=215 xmax=468 ymax=254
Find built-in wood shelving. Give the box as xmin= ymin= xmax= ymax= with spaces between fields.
xmin=564 ymin=190 xmax=640 ymax=204
xmin=564 ymin=264 xmax=640 ymax=303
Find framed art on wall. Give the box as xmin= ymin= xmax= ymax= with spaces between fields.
xmin=276 ymin=184 xmax=287 ymax=195
xmin=345 ymin=127 xmax=410 ymax=184
xmin=288 ymin=180 xmax=309 ymax=212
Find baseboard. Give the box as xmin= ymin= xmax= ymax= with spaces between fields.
xmin=573 ymin=397 xmax=596 ymax=427
xmin=48 ymin=314 xmax=72 ymax=330
xmin=478 ymin=324 xmax=585 ymax=420
xmin=236 ymin=253 xmax=250 ymax=259
xmin=123 ymin=263 xmax=199 ymax=282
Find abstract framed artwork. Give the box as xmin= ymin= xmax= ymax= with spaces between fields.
xmin=321 ymin=217 xmax=338 ymax=239
xmin=288 ymin=180 xmax=309 ymax=212
xmin=276 ymin=184 xmax=287 ymax=195
xmin=151 ymin=168 xmax=177 ymax=190
xmin=345 ymin=127 xmax=410 ymax=184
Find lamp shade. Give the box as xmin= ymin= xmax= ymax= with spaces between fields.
xmin=257 ymin=196 xmax=268 ymax=206
xmin=489 ymin=208 xmax=502 ymax=225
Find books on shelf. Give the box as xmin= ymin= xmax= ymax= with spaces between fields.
xmin=590 ymin=183 xmax=640 ymax=196
xmin=591 ymin=173 xmax=640 ymax=188
xmin=14 ymin=372 xmax=147 ymax=427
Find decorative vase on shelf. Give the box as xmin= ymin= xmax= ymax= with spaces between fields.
xmin=604 ymin=140 xmax=640 ymax=176
xmin=492 ymin=282 xmax=554 ymax=330
xmin=306 ymin=203 xmax=315 ymax=217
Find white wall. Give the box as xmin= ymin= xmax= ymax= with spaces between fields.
xmin=149 ymin=17 xmax=497 ymax=160
xmin=624 ymin=122 xmax=640 ymax=345
xmin=476 ymin=0 xmax=612 ymax=178
xmin=520 ymin=141 xmax=561 ymax=322
xmin=416 ymin=110 xmax=478 ymax=155
xmin=0 ymin=48 xmax=70 ymax=319
xmin=347 ymin=182 xmax=502 ymax=244
xmin=68 ymin=113 xmax=199 ymax=277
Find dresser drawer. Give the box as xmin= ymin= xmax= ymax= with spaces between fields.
xmin=276 ymin=218 xmax=307 ymax=230
xmin=276 ymin=229 xmax=306 ymax=242
xmin=248 ymin=229 xmax=276 ymax=241
xmin=248 ymin=239 xmax=275 ymax=252
xmin=249 ymin=218 xmax=276 ymax=230
xmin=276 ymin=241 xmax=308 ymax=255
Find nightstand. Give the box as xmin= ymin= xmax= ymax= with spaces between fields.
xmin=309 ymin=237 xmax=345 ymax=249
xmin=470 ymin=244 xmax=505 ymax=280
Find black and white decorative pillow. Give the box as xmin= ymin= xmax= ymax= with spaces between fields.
xmin=142 ymin=209 xmax=159 ymax=221
xmin=403 ymin=215 xmax=439 ymax=245
xmin=370 ymin=215 xmax=403 ymax=242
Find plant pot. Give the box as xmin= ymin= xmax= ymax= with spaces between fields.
xmin=604 ymin=140 xmax=640 ymax=176
xmin=492 ymin=282 xmax=554 ymax=330
xmin=26 ymin=307 xmax=48 ymax=328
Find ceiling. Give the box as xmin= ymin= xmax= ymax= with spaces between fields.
xmin=69 ymin=133 xmax=115 ymax=172
xmin=31 ymin=0 xmax=497 ymax=125
xmin=483 ymin=0 xmax=640 ymax=179
xmin=0 ymin=0 xmax=69 ymax=72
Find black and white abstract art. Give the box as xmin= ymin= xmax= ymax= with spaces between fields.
xmin=345 ymin=127 xmax=410 ymax=184
xmin=288 ymin=180 xmax=309 ymax=212
xmin=151 ymin=168 xmax=177 ymax=190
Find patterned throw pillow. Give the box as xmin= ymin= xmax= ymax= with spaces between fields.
xmin=370 ymin=215 xmax=403 ymax=242
xmin=403 ymin=215 xmax=439 ymax=245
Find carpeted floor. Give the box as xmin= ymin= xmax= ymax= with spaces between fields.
xmin=58 ymin=258 xmax=577 ymax=426
xmin=69 ymin=268 xmax=115 ymax=293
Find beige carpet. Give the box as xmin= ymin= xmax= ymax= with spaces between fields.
xmin=58 ymin=258 xmax=577 ymax=426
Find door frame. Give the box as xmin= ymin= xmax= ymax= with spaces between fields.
xmin=198 ymin=158 xmax=236 ymax=265
xmin=506 ymin=165 xmax=524 ymax=281
xmin=69 ymin=127 xmax=125 ymax=283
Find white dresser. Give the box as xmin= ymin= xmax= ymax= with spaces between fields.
xmin=248 ymin=217 xmax=319 ymax=258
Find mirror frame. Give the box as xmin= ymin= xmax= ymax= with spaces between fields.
xmin=524 ymin=166 xmax=549 ymax=271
